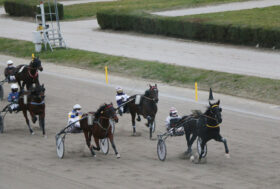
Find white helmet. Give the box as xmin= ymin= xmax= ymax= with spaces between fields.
xmin=169 ymin=107 xmax=178 ymax=117
xmin=7 ymin=60 xmax=13 ymax=65
xmin=116 ymin=87 xmax=123 ymax=93
xmin=73 ymin=104 xmax=82 ymax=110
xmin=11 ymin=84 xmax=18 ymax=90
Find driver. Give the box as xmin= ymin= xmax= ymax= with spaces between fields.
xmin=115 ymin=87 xmax=129 ymax=116
xmin=67 ymin=104 xmax=83 ymax=133
xmin=4 ymin=60 xmax=16 ymax=82
xmin=7 ymin=84 xmax=20 ymax=113
xmin=165 ymin=107 xmax=181 ymax=132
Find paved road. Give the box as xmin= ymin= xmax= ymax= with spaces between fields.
xmin=154 ymin=0 xmax=280 ymax=16
xmin=0 ymin=55 xmax=279 ymax=189
xmin=60 ymin=0 xmax=115 ymax=6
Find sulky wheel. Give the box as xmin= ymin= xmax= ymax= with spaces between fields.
xmin=99 ymin=138 xmax=109 ymax=155
xmin=0 ymin=85 xmax=3 ymax=101
xmin=0 ymin=115 xmax=4 ymax=133
xmin=109 ymin=119 xmax=115 ymax=134
xmin=157 ymin=139 xmax=167 ymax=161
xmin=56 ymin=135 xmax=65 ymax=159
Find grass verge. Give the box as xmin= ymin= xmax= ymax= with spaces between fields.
xmin=63 ymin=0 xmax=248 ymax=20
xmin=1 ymin=37 xmax=279 ymax=104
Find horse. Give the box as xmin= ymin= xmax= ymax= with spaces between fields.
xmin=126 ymin=84 xmax=158 ymax=139
xmin=18 ymin=84 xmax=46 ymax=136
xmin=183 ymin=100 xmax=229 ymax=163
xmin=80 ymin=103 xmax=120 ymax=158
xmin=15 ymin=56 xmax=43 ymax=91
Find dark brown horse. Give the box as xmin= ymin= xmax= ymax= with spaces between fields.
xmin=18 ymin=84 xmax=46 ymax=136
xmin=15 ymin=56 xmax=43 ymax=91
xmin=126 ymin=84 xmax=158 ymax=139
xmin=80 ymin=103 xmax=120 ymax=158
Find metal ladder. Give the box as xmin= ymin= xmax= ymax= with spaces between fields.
xmin=36 ymin=0 xmax=66 ymax=51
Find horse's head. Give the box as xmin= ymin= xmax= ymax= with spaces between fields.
xmin=30 ymin=84 xmax=45 ymax=102
xmin=30 ymin=57 xmax=43 ymax=72
xmin=208 ymin=100 xmax=222 ymax=124
xmin=145 ymin=84 xmax=159 ymax=103
xmin=98 ymin=103 xmax=118 ymax=123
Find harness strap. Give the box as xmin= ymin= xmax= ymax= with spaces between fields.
xmin=28 ymin=68 xmax=38 ymax=79
xmin=211 ymin=104 xmax=219 ymax=108
xmin=206 ymin=124 xmax=220 ymax=128
xmin=142 ymin=95 xmax=155 ymax=101
xmin=30 ymin=101 xmax=45 ymax=105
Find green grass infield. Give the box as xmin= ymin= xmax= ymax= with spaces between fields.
xmin=1 ymin=37 xmax=279 ymax=104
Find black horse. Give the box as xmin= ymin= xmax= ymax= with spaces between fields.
xmin=183 ymin=98 xmax=229 ymax=162
xmin=15 ymin=56 xmax=43 ymax=91
xmin=18 ymin=84 xmax=46 ymax=136
xmin=126 ymin=84 xmax=158 ymax=139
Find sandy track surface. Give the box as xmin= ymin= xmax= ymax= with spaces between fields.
xmin=154 ymin=0 xmax=280 ymax=16
xmin=0 ymin=55 xmax=279 ymax=189
xmin=1 ymin=8 xmax=280 ymax=79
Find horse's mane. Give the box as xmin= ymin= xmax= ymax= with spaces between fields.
xmin=94 ymin=104 xmax=107 ymax=119
xmin=144 ymin=89 xmax=150 ymax=96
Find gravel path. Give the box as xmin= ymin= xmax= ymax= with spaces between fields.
xmin=154 ymin=0 xmax=280 ymax=16
xmin=60 ymin=0 xmax=115 ymax=6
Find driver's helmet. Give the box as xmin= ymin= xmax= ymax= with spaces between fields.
xmin=169 ymin=107 xmax=178 ymax=117
xmin=7 ymin=60 xmax=13 ymax=66
xmin=73 ymin=104 xmax=82 ymax=112
xmin=11 ymin=84 xmax=18 ymax=93
xmin=116 ymin=87 xmax=123 ymax=94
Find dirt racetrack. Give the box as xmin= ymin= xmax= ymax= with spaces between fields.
xmin=0 ymin=55 xmax=279 ymax=189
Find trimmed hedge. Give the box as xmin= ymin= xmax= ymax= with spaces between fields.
xmin=4 ymin=0 xmax=64 ymax=20
xmin=97 ymin=10 xmax=280 ymax=48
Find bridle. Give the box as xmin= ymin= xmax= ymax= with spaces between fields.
xmin=94 ymin=104 xmax=116 ymax=131
xmin=204 ymin=104 xmax=221 ymax=128
xmin=143 ymin=87 xmax=158 ymax=102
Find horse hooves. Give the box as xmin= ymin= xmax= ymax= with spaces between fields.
xmin=43 ymin=135 xmax=47 ymax=139
xmin=31 ymin=131 xmax=35 ymax=135
xmin=116 ymin=154 xmax=121 ymax=158
xmin=225 ymin=153 xmax=230 ymax=158
xmin=184 ymin=151 xmax=192 ymax=158
xmin=32 ymin=117 xmax=37 ymax=124
xmin=136 ymin=118 xmax=141 ymax=122
xmin=190 ymin=155 xmax=195 ymax=162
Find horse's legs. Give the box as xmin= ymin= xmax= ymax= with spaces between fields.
xmin=131 ymin=111 xmax=136 ymax=135
xmin=17 ymin=80 xmax=23 ymax=91
xmin=23 ymin=109 xmax=34 ymax=134
xmin=136 ymin=113 xmax=141 ymax=122
xmin=93 ymin=136 xmax=100 ymax=151
xmin=108 ymin=132 xmax=120 ymax=158
xmin=39 ymin=114 xmax=45 ymax=136
xmin=198 ymin=139 xmax=207 ymax=161
xmin=215 ymin=134 xmax=229 ymax=156
xmin=83 ymin=130 xmax=95 ymax=156
xmin=29 ymin=111 xmax=37 ymax=124
xmin=184 ymin=126 xmax=192 ymax=154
